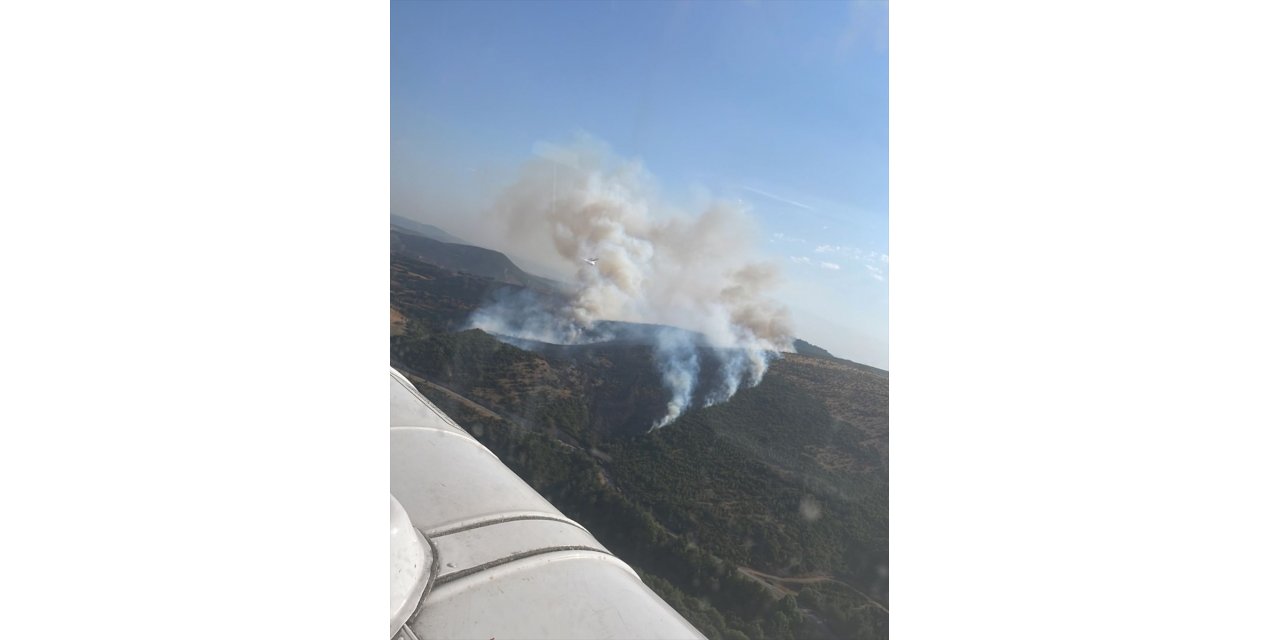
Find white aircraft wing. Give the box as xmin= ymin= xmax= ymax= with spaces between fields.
xmin=390 ymin=367 xmax=705 ymax=640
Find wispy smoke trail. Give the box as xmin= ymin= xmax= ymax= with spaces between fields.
xmin=467 ymin=288 xmax=592 ymax=345
xmin=468 ymin=138 xmax=794 ymax=428
xmin=652 ymin=328 xmax=700 ymax=430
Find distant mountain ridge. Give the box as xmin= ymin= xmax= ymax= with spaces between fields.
xmin=390 ymin=214 xmax=469 ymax=244
xmin=794 ymin=338 xmax=888 ymax=378
xmin=391 ymin=228 xmax=563 ymax=293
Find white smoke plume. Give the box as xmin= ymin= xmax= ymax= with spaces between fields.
xmin=469 ymin=139 xmax=794 ymax=428
xmin=467 ymin=288 xmax=591 ymax=345
xmin=652 ymin=328 xmax=700 ymax=429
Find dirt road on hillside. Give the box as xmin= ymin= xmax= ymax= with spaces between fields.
xmin=737 ymin=566 xmax=888 ymax=614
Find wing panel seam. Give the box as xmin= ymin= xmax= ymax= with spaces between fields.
xmin=427 ymin=513 xmax=590 ymax=538
xmin=433 ymin=545 xmax=614 ymax=587
xmin=405 ymin=531 xmax=441 ymax=627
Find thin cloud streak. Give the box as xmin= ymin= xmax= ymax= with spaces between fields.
xmin=737 ymin=185 xmax=817 ymax=212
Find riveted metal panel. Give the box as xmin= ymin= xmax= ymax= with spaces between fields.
xmin=431 ymin=517 xmax=607 ymax=583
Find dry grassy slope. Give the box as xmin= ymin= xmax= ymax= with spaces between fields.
xmin=468 ymin=354 xmax=582 ymax=411
xmin=390 ymin=306 xmax=408 ymax=336
xmin=772 ymin=353 xmax=889 ymax=467
xmin=391 ymin=254 xmax=518 ymax=332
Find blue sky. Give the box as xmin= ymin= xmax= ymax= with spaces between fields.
xmin=392 ymin=0 xmax=888 ymax=368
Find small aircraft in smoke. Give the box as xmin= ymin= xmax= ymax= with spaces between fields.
xmin=583 ymin=257 xmax=598 ymax=266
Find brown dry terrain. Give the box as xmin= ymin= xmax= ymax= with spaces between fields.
xmin=390 ymin=306 xmax=408 ymax=336
xmin=738 ymin=567 xmax=888 ymax=614
xmin=399 ymin=369 xmax=503 ymax=422
xmin=775 ymin=354 xmax=889 ymax=473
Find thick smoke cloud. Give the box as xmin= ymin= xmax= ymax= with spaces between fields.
xmin=468 ymin=140 xmax=794 ymax=428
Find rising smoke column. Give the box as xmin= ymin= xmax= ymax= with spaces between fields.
xmin=652 ymin=328 xmax=700 ymax=429
xmin=471 ymin=139 xmax=794 ymax=428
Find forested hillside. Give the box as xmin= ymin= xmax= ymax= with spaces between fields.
xmin=391 ymin=244 xmax=888 ymax=639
